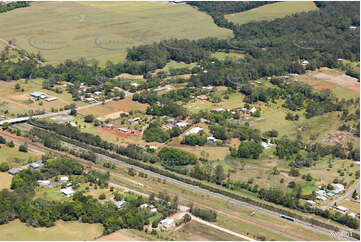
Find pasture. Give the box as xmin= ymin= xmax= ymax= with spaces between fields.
xmin=0 ymin=1 xmax=232 ymax=65
xmin=225 ymin=1 xmax=318 ymax=25
xmin=0 ymin=144 xmax=41 ymax=167
xmin=0 ymin=79 xmax=85 ymax=117
xmin=0 ymin=172 xmax=12 ymax=190
xmin=0 ymin=219 xmax=103 ymax=241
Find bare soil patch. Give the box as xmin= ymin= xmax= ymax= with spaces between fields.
xmin=313 ymin=73 xmax=359 ymax=93
xmin=309 ymin=81 xmax=335 ymax=90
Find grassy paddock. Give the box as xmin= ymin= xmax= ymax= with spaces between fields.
xmin=0 ymin=1 xmax=232 ymax=65
xmin=0 ymin=172 xmax=12 ymax=190
xmin=225 ymin=1 xmax=318 ymax=25
xmin=0 ymin=219 xmax=103 ymax=241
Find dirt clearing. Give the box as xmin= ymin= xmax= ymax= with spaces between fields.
xmin=313 ymin=73 xmax=359 ymax=93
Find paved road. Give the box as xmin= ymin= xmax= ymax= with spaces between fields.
xmin=321 ymin=181 xmax=360 ymax=210
xmin=15 ymin=123 xmax=360 ymax=241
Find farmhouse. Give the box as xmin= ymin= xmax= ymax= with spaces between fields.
xmin=118 ymin=127 xmax=130 ymax=133
xmin=30 ymin=91 xmax=47 ymax=99
xmin=114 ymin=200 xmax=127 ymax=208
xmin=61 ymin=187 xmax=75 ymax=197
xmin=348 ymin=213 xmax=356 ymax=218
xmin=150 ymin=208 xmax=157 ymax=213
xmin=160 ymin=218 xmax=175 ymax=230
xmin=207 ymin=136 xmax=217 ymax=143
xmin=336 ymin=206 xmax=348 ymax=213
xmin=37 ymin=180 xmax=51 ymax=187
xmin=315 ymin=190 xmax=326 ymax=196
xmin=175 ymin=121 xmax=188 ymax=128
xmin=46 ymin=97 xmax=58 ymax=102
xmin=128 ymin=117 xmax=140 ymax=122
xmin=85 ymin=97 xmax=96 ymax=103
xmin=59 ymin=176 xmax=69 ymax=183
xmin=316 ymin=196 xmax=327 ymax=202
xmin=249 ymin=107 xmax=257 ymax=113
xmin=29 ymin=162 xmax=42 ymax=169
xmin=332 ymin=183 xmax=344 ymax=194
xmin=94 ymin=91 xmax=102 ymax=95
xmin=214 ymin=108 xmax=225 ymax=112
xmin=185 ymin=127 xmax=203 ymax=136
xmin=197 ymin=95 xmax=208 ymax=100
xmin=306 ymin=200 xmax=316 ymax=206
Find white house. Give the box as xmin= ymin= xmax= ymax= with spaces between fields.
xmin=37 ymin=180 xmax=51 ymax=186
xmin=214 ymin=108 xmax=225 ymax=112
xmin=306 ymin=200 xmax=316 ymax=206
xmin=332 ymin=184 xmax=344 ymax=194
xmin=61 ymin=188 xmax=75 ymax=197
xmin=175 ymin=122 xmax=188 ymax=129
xmin=185 ymin=127 xmax=203 ymax=136
xmin=315 ymin=190 xmax=326 ymax=196
xmin=348 ymin=212 xmax=356 ymax=218
xmin=207 ymin=136 xmax=217 ymax=143
xmin=140 ymin=203 xmax=148 ymax=209
xmin=336 ymin=206 xmax=348 ymax=213
xmin=30 ymin=162 xmax=41 ymax=169
xmin=94 ymin=91 xmax=102 ymax=95
xmin=249 ymin=107 xmax=257 ymax=113
xmin=316 ymin=196 xmax=327 ymax=202
xmin=59 ymin=176 xmax=69 ymax=183
xmin=150 ymin=208 xmax=158 ymax=213
xmin=160 ymin=218 xmax=175 ymax=230
xmin=302 ymin=60 xmax=309 ymax=66
xmin=128 ymin=117 xmax=140 ymax=122
xmin=114 ymin=200 xmax=127 ymax=208
xmin=327 ymin=192 xmax=335 ymax=198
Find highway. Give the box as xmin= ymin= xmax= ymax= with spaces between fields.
xmin=15 ymin=123 xmax=360 ymax=241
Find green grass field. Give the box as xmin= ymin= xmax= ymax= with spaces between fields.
xmin=0 ymin=1 xmax=232 ymax=65
xmin=0 ymin=144 xmax=41 ymax=167
xmin=225 ymin=1 xmax=318 ymax=25
xmin=0 ymin=219 xmax=103 ymax=241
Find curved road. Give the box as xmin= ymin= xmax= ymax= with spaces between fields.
xmin=321 ymin=181 xmax=360 ymax=210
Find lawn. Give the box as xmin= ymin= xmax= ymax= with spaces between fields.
xmin=0 ymin=144 xmax=41 ymax=167
xmin=169 ymin=220 xmax=243 ymax=241
xmin=211 ymin=51 xmax=245 ymax=61
xmin=0 ymin=79 xmax=85 ymax=117
xmin=0 ymin=172 xmax=12 ymax=190
xmin=0 ymin=1 xmax=232 ymax=65
xmin=225 ymin=1 xmax=318 ymax=25
xmin=0 ymin=219 xmax=103 ymax=241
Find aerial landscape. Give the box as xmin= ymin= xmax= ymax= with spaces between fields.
xmin=0 ymin=1 xmax=359 ymax=241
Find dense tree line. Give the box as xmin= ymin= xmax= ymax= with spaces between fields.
xmin=0 ymin=1 xmax=29 ymax=14
xmin=158 ymin=147 xmax=198 ymax=166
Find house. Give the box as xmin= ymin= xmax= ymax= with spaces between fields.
xmin=306 ymin=200 xmax=316 ymax=206
xmin=336 ymin=206 xmax=348 ymax=213
xmin=149 ymin=145 xmax=158 ymax=150
xmin=160 ymin=218 xmax=175 ymax=230
xmin=301 ymin=60 xmax=309 ymax=66
xmin=261 ymin=142 xmax=272 ymax=149
xmin=8 ymin=164 xmax=30 ymax=175
xmin=316 ymin=196 xmax=327 ymax=202
xmin=150 ymin=208 xmax=157 ymax=213
xmin=60 ymin=188 xmax=75 ymax=197
xmin=197 ymin=95 xmax=208 ymax=100
xmin=163 ymin=124 xmax=174 ymax=130
xmin=332 ymin=184 xmax=344 ymax=194
xmin=326 ymin=192 xmax=335 ymax=198
xmin=128 ymin=117 xmax=140 ymax=122
xmin=207 ymin=136 xmax=217 ymax=143
xmin=37 ymin=180 xmax=51 ymax=186
xmin=154 ymin=85 xmax=172 ymax=92
xmin=59 ymin=176 xmax=69 ymax=183
xmin=29 ymin=162 xmax=41 ymax=169
xmin=337 ymin=58 xmax=343 ymax=61
xmin=46 ymin=97 xmax=57 ymax=102
xmin=114 ymin=200 xmax=127 ymax=208
xmin=315 ymin=190 xmax=326 ymax=196
xmin=131 ymin=83 xmax=140 ymax=87
xmin=249 ymin=107 xmax=257 ymax=113
xmin=349 ymin=26 xmax=357 ymax=30
xmin=94 ymin=91 xmax=102 ymax=95
xmin=105 ymin=124 xmax=113 ymax=128
xmin=175 ymin=122 xmax=187 ymax=129
xmin=202 ymin=86 xmax=213 ymax=90
xmin=85 ymin=97 xmax=96 ymax=103
xmin=185 ymin=127 xmax=203 ymax=136
xmin=348 ymin=213 xmax=356 ymax=218
xmin=167 ymin=118 xmax=176 ymax=124
xmin=118 ymin=127 xmax=129 ymax=133
xmin=140 ymin=203 xmax=149 ymax=209
xmin=214 ymin=108 xmax=225 ymax=112
xmin=30 ymin=91 xmax=47 ymax=99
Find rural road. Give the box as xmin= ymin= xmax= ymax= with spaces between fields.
xmin=321 ymin=181 xmax=360 ymax=210
xmin=12 ymin=123 xmax=360 ymax=241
